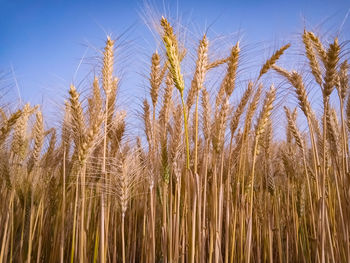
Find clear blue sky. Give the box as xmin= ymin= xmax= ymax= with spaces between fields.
xmin=0 ymin=0 xmax=349 ymax=113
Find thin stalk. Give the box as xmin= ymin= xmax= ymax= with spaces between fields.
xmin=27 ymin=193 xmax=34 ymax=263
xmin=246 ymin=138 xmax=259 ymax=263
xmin=149 ymin=186 xmax=155 ymax=262
xmin=70 ymin=169 xmax=79 ymax=263
xmin=0 ymin=192 xmax=13 ymax=263
xmin=321 ymin=99 xmax=328 ymax=263
xmin=225 ymin=136 xmax=234 ymax=263
xmin=122 ymin=213 xmax=126 ymax=263
xmin=60 ymin=147 xmax=66 ymax=263
xmin=80 ymin=163 xmax=86 ymax=263
xmin=190 ymin=189 xmax=197 ymax=263
xmin=101 ymin=93 xmax=109 ymax=263
xmin=180 ymin=91 xmax=190 ymax=170
xmin=194 ymin=95 xmax=199 ymax=174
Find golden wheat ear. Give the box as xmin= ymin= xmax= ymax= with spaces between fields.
xmin=160 ymin=17 xmax=185 ymax=94
xmin=258 ymin=43 xmax=290 ymax=79
xmin=230 ymin=82 xmax=253 ymax=136
xmin=187 ymin=35 xmax=209 ymax=110
xmin=303 ymin=30 xmax=323 ymax=86
xmin=68 ymin=84 xmax=86 ymax=149
xmin=102 ymin=36 xmax=115 ymax=96
xmin=28 ymin=111 xmax=44 ymax=171
xmin=323 ymin=38 xmax=340 ymax=98
xmin=0 ymin=109 xmax=22 ymax=145
xmin=160 ymin=17 xmax=191 ymax=169
xmin=150 ymin=51 xmax=161 ymax=109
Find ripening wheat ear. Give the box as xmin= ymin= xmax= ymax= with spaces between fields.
xmin=337 ymin=60 xmax=348 ymax=100
xmin=230 ymin=82 xmax=253 ymax=136
xmin=326 ymin=107 xmax=341 ymax=156
xmin=255 ymin=85 xmax=276 ymax=138
xmin=29 ymin=111 xmax=44 ymax=170
xmin=160 ymin=16 xmax=190 ymax=169
xmin=107 ymin=152 xmax=141 ymax=213
xmin=303 ymin=30 xmax=323 ymax=86
xmin=88 ymin=76 xmax=102 ymax=125
xmin=143 ymin=99 xmax=152 ymax=149
xmin=307 ymin=31 xmax=327 ymax=64
xmin=272 ymin=66 xmax=313 ymax=118
xmin=160 ymin=17 xmax=184 ymax=94
xmin=189 ymin=34 xmax=209 ymax=174
xmin=187 ymin=35 xmax=209 ymax=110
xmin=258 ymin=43 xmax=291 ymax=79
xmin=169 ymin=104 xmax=183 ymax=161
xmin=78 ymin=116 xmax=103 ymax=164
xmin=102 ymin=36 xmax=115 ymax=96
xmin=212 ymin=97 xmax=229 ymax=153
xmin=215 ymin=42 xmax=240 ymax=108
xmin=285 ymin=107 xmax=298 ymax=145
xmin=109 ymin=111 xmax=126 ymax=157
xmin=159 ymin=73 xmax=174 ymax=127
xmin=0 ymin=109 xmax=22 ymax=145
xmin=150 ymin=51 xmax=162 ymax=109
xmin=11 ymin=103 xmax=35 ymax=160
xmin=244 ymin=83 xmax=263 ymax=133
xmin=284 ymin=106 xmax=305 ymax=152
xmin=194 ymin=35 xmax=209 ymax=93
xmin=60 ymin=101 xmax=71 ymax=152
xmin=323 ymin=38 xmax=340 ymax=98
xmin=69 ymin=85 xmax=86 ymax=148
xmin=223 ymin=42 xmax=240 ymax=97
xmin=42 ymin=128 xmax=56 ymax=165
xmin=107 ymin=77 xmax=119 ymax=129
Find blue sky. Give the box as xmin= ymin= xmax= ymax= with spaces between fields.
xmin=0 ymin=0 xmax=349 ymax=114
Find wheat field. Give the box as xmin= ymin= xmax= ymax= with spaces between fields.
xmin=0 ymin=16 xmax=349 ymax=262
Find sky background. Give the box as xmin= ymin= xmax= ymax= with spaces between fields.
xmin=0 ymin=0 xmax=349 ymax=124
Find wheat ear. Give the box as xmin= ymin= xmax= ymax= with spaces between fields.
xmin=160 ymin=17 xmax=190 ymax=169
xmin=258 ymin=43 xmax=290 ymax=79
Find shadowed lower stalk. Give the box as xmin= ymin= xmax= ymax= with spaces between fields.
xmin=247 ymin=86 xmax=275 ymax=263
xmin=122 ymin=213 xmax=126 ymax=263
xmin=60 ymin=147 xmax=66 ymax=263
xmin=181 ymin=92 xmax=190 ymax=169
